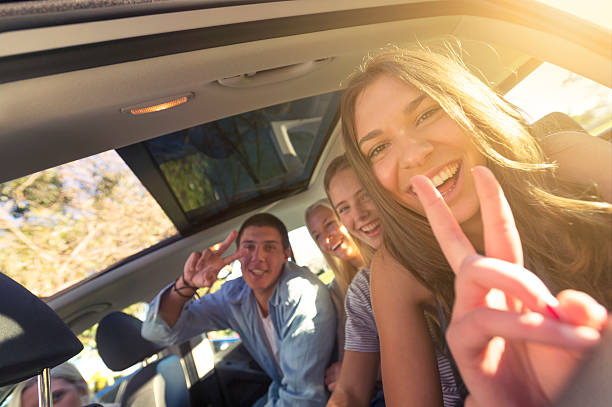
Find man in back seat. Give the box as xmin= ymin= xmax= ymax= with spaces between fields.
xmin=142 ymin=213 xmax=336 ymax=406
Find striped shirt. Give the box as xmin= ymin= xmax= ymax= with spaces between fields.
xmin=344 ymin=268 xmax=466 ymax=407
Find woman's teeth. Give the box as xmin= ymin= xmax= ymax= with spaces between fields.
xmin=431 ymin=162 xmax=459 ymax=188
xmin=361 ymin=222 xmax=378 ymax=233
xmin=332 ymin=241 xmax=342 ymax=251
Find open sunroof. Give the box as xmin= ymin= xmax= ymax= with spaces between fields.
xmin=118 ymin=90 xmax=341 ymax=235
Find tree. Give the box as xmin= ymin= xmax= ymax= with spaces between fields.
xmin=0 ymin=151 xmax=176 ymax=297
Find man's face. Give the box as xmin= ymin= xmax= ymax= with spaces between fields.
xmin=238 ymin=226 xmax=290 ymax=298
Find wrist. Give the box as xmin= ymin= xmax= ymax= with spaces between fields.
xmin=172 ymin=274 xmax=198 ymax=299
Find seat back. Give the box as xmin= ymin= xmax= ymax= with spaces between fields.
xmin=531 ymin=111 xmax=589 ymax=137
xmin=0 ymin=273 xmax=83 ymax=386
xmin=96 ymin=312 xmax=190 ymax=407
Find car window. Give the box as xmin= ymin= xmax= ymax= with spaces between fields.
xmin=504 ymin=62 xmax=612 ymax=135
xmin=0 ymin=151 xmax=178 ymax=297
xmin=289 ymin=226 xmax=334 ymax=285
xmin=135 ymin=91 xmax=341 ymax=229
xmin=535 ymin=0 xmax=611 ymax=30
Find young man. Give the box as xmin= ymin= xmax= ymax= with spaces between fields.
xmin=142 ymin=213 xmax=336 ymax=406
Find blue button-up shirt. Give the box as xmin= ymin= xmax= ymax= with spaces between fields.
xmin=142 ymin=261 xmax=336 ymax=406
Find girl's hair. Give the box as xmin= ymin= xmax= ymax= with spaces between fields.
xmin=341 ymin=46 xmax=612 ymax=315
xmin=305 ymin=198 xmax=361 ymax=296
xmin=323 ymin=154 xmax=376 ymax=265
xmin=9 ymin=363 xmax=90 ymax=407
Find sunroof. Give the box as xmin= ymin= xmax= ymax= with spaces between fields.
xmin=136 ymin=91 xmax=340 ymax=230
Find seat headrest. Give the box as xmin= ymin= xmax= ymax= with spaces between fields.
xmin=531 ymin=112 xmax=588 ymax=137
xmin=0 ymin=273 xmax=83 ymax=386
xmin=96 ymin=312 xmax=164 ymax=371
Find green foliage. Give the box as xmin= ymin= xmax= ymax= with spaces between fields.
xmin=0 ymin=151 xmax=177 ymax=297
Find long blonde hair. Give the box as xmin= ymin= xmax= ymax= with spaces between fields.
xmin=341 ymin=46 xmax=612 ymax=314
xmin=323 ymin=154 xmax=376 ymax=265
xmin=305 ymin=198 xmax=361 ymax=297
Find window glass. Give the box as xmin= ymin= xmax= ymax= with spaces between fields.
xmin=504 ymin=62 xmax=612 ymax=136
xmin=0 ymin=151 xmax=177 ymax=297
xmin=289 ymin=225 xmax=334 ymax=285
xmin=535 ymin=0 xmax=611 ymax=30
xmin=144 ymin=91 xmax=341 ymax=223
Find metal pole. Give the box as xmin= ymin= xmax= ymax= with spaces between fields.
xmin=37 ymin=368 xmax=52 ymax=407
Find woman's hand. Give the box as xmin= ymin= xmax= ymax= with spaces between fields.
xmin=325 ymin=361 xmax=342 ymax=392
xmin=182 ymin=230 xmax=247 ymax=289
xmin=411 ymin=166 xmax=608 ymax=407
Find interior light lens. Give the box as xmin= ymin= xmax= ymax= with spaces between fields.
xmin=122 ymin=93 xmax=193 ymax=115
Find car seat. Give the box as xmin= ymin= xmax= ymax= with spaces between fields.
xmin=96 ymin=312 xmax=190 ymax=407
xmin=0 ymin=273 xmax=102 ymax=407
xmin=530 ymin=111 xmax=589 ymax=137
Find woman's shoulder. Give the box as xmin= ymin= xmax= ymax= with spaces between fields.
xmin=346 ymin=268 xmax=371 ymax=299
xmin=370 ymin=248 xmax=432 ymax=303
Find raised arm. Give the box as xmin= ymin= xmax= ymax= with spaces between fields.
xmin=371 ymin=249 xmax=442 ymax=407
xmin=326 ymin=351 xmax=380 ymax=407
xmin=158 ymin=230 xmax=246 ymax=327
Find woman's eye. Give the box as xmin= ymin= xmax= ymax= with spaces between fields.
xmin=416 ymin=107 xmax=441 ymax=126
xmin=337 ymin=206 xmax=348 ymax=214
xmin=368 ymin=143 xmax=388 ymax=160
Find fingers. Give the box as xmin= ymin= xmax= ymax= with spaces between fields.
xmin=557 ymin=290 xmax=609 ymax=331
xmin=326 ymin=380 xmax=337 ymax=393
xmin=223 ymin=247 xmax=248 ymax=267
xmin=447 ymin=308 xmax=602 ymax=363
xmin=411 ymin=175 xmax=476 ymax=274
xmin=453 ymin=255 xmax=559 ymax=320
xmin=472 ymin=166 xmax=523 ymax=265
xmin=195 ymin=231 xmax=239 ymax=269
xmin=216 ymin=230 xmax=239 ymax=253
xmin=184 ymin=252 xmax=200 ymax=277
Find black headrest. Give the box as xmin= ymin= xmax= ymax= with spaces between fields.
xmin=0 ymin=273 xmax=83 ymax=386
xmin=96 ymin=312 xmax=164 ymax=371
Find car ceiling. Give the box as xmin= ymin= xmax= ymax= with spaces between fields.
xmin=0 ymin=0 xmax=610 ymax=334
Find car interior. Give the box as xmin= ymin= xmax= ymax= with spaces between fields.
xmin=0 ymin=0 xmax=610 ymax=406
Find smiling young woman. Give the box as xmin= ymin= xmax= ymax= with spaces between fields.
xmin=340 ymin=46 xmax=612 ymax=406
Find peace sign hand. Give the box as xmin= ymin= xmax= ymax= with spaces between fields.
xmin=411 ymin=166 xmax=607 ymax=407
xmin=182 ymin=230 xmax=248 ymax=289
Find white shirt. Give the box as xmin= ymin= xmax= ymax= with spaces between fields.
xmin=257 ymin=304 xmax=280 ymax=369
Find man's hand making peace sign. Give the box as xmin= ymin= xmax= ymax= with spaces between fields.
xmin=411 ymin=166 xmax=608 ymax=407
xmin=159 ymin=230 xmax=247 ymax=328
xmin=181 ymin=230 xmax=247 ymax=289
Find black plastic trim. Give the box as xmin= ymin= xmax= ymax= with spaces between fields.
xmin=1 ymin=0 xmax=609 ymax=85
xmin=116 ymin=143 xmax=191 ymax=233
xmin=0 ymin=1 xmax=284 ymax=33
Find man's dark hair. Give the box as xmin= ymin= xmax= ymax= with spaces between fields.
xmin=237 ymin=213 xmax=290 ymax=250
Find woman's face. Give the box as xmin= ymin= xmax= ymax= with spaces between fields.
xmin=307 ymin=205 xmax=359 ymax=262
xmin=328 ymin=167 xmax=382 ymax=249
xmin=354 ymin=75 xmax=486 ymax=225
xmin=21 ymin=378 xmax=85 ymax=407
